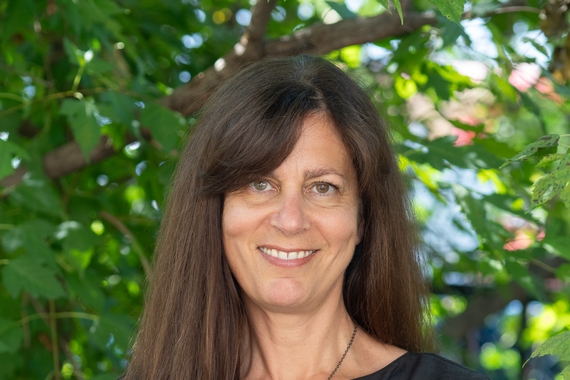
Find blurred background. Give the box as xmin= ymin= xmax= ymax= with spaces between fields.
xmin=0 ymin=0 xmax=569 ymax=378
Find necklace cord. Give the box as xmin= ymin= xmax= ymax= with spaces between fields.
xmin=328 ymin=322 xmax=358 ymax=379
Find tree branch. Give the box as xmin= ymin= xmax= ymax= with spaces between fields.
xmin=245 ymin=0 xmax=278 ymax=45
xmin=26 ymin=297 xmax=89 ymax=379
xmin=159 ymin=0 xmax=278 ymax=114
xmin=0 ymin=135 xmax=116 ymax=188
xmin=100 ymin=211 xmax=152 ymax=277
xmin=161 ymin=11 xmax=436 ymax=115
xmin=49 ymin=299 xmax=62 ymax=380
xmin=0 ymin=9 xmax=437 ymax=188
xmin=265 ymin=11 xmax=436 ymax=57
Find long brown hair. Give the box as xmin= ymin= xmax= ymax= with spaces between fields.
xmin=125 ymin=55 xmax=431 ymax=380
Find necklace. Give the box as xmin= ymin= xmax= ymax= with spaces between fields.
xmin=328 ymin=321 xmax=358 ymax=379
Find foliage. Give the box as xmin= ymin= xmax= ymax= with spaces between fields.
xmin=501 ymin=134 xmax=570 ymax=209
xmin=528 ymin=331 xmax=570 ymax=378
xmin=1 ymin=0 xmax=570 ymax=379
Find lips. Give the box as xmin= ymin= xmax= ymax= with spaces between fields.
xmin=259 ymin=246 xmax=316 ymax=261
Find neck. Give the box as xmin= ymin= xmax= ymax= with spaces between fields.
xmin=243 ymin=298 xmax=356 ymax=380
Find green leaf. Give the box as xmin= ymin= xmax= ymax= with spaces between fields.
xmin=0 ymin=319 xmax=23 ymax=354
xmin=56 ymin=221 xmax=98 ymax=273
xmin=391 ymin=32 xmax=430 ymax=65
xmin=60 ymin=98 xmax=102 ymax=161
xmin=429 ymin=0 xmax=465 ymax=23
xmin=9 ymin=178 xmax=65 ymax=218
xmin=500 ymin=134 xmax=560 ymax=169
xmin=519 ymin=91 xmax=542 ymax=115
xmin=531 ymin=172 xmax=570 ymax=209
xmin=0 ymin=0 xmax=34 ymax=42
xmin=375 ymin=0 xmax=390 ymax=12
xmin=103 ymin=92 xmax=137 ymax=128
xmin=0 ymin=152 xmax=14 ymax=181
xmin=2 ymin=255 xmax=66 ymax=299
xmin=0 ymin=111 xmax=23 ymax=136
xmin=412 ymin=136 xmax=501 ymax=170
xmin=483 ymin=194 xmax=537 ymax=220
xmin=555 ymin=263 xmax=570 ymax=281
xmin=2 ymin=220 xmax=57 ymax=267
xmin=394 ymin=75 xmax=417 ymax=99
xmin=561 ymin=186 xmax=570 ymax=209
xmin=471 ymin=0 xmax=500 ymax=16
xmin=562 ymin=365 xmax=570 ymax=379
xmin=436 ymin=64 xmax=472 ymax=86
xmin=522 ymin=37 xmax=550 ymax=58
xmin=538 ymin=153 xmax=565 ymax=167
xmin=392 ymin=0 xmax=404 ymax=23
xmin=63 ymin=38 xmax=82 ymax=66
xmin=543 ymin=235 xmax=570 ymax=260
xmin=66 ymin=273 xmax=105 ymax=311
xmin=495 ymin=76 xmax=517 ymax=102
xmin=56 ymin=221 xmax=99 ymax=252
xmin=85 ymin=58 xmax=116 ymax=74
xmin=325 ymin=1 xmax=357 ymax=19
xmin=90 ymin=314 xmax=134 ymax=351
xmin=530 ymin=155 xmax=570 ymax=208
xmin=426 ymin=70 xmax=451 ymax=100
xmin=529 ymin=331 xmax=570 ymax=362
xmin=439 ymin=16 xmax=471 ymax=47
xmin=505 ymin=259 xmax=543 ymax=299
xmin=140 ymin=103 xmax=184 ymax=153
xmin=90 ymin=375 xmax=117 ymax=380
xmin=340 ymin=45 xmax=362 ymax=68
xmin=0 ymin=140 xmax=29 ymax=181
xmin=453 ymin=184 xmax=487 ymax=233
xmin=0 ymin=352 xmax=22 ymax=379
xmin=531 ymin=173 xmax=558 ymax=207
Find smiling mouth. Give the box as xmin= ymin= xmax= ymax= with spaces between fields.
xmin=259 ymin=247 xmax=316 ymax=260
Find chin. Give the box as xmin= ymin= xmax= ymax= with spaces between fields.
xmin=257 ymin=279 xmax=310 ymax=310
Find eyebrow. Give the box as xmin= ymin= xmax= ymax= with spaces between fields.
xmin=266 ymin=168 xmax=348 ymax=182
xmin=303 ymin=168 xmax=347 ymax=181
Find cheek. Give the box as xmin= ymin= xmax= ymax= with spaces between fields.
xmin=222 ymin=199 xmax=263 ymax=249
xmin=323 ymin=205 xmax=359 ymax=240
xmin=313 ymin=211 xmax=360 ymax=266
xmin=222 ymin=203 xmax=250 ymax=280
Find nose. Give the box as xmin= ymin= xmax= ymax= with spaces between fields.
xmin=270 ymin=192 xmax=310 ymax=235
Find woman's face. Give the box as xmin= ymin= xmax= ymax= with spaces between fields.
xmin=222 ymin=113 xmax=361 ymax=313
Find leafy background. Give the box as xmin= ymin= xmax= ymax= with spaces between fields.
xmin=1 ymin=0 xmax=569 ymax=379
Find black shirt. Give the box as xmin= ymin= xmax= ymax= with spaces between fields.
xmin=354 ymin=352 xmax=490 ymax=380
xmin=118 ymin=352 xmax=490 ymax=379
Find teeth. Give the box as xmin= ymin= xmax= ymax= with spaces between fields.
xmin=259 ymin=247 xmax=315 ymax=260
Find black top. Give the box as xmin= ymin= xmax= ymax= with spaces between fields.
xmin=353 ymin=352 xmax=490 ymax=380
xmin=118 ymin=352 xmax=490 ymax=379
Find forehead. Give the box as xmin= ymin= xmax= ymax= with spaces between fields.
xmin=273 ymin=113 xmax=355 ymax=179
xmin=295 ymin=114 xmax=345 ymax=151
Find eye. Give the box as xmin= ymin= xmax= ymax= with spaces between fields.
xmin=250 ymin=180 xmax=272 ymax=192
xmin=312 ymin=182 xmax=337 ymax=194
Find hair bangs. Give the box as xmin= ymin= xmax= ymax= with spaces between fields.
xmin=199 ymin=84 xmax=325 ymax=196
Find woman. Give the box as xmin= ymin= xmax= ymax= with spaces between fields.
xmin=124 ymin=55 xmax=489 ymax=379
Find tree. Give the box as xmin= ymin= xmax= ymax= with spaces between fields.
xmin=0 ymin=0 xmax=569 ymax=378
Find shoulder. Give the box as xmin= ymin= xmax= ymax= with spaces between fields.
xmin=411 ymin=353 xmax=491 ymax=379
xmin=354 ymin=352 xmax=491 ymax=380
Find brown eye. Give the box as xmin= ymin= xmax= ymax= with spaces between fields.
xmin=252 ymin=180 xmax=268 ymax=191
xmin=315 ymin=183 xmax=331 ymax=193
